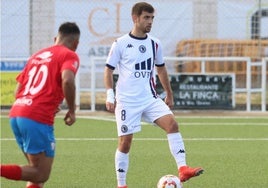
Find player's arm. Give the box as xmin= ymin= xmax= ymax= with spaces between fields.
xmin=156 ymin=65 xmax=174 ymax=108
xmin=62 ymin=69 xmax=76 ymax=125
xmin=104 ymin=65 xmax=115 ymax=112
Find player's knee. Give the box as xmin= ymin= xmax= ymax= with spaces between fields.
xmin=35 ymin=175 xmax=49 ymax=183
xmin=165 ymin=121 xmax=179 ymax=133
xmin=118 ymin=142 xmax=131 ymax=153
xmin=118 ymin=137 xmax=132 ymax=153
xmin=32 ymin=171 xmax=50 ymax=183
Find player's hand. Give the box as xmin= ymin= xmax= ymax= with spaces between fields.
xmin=106 ymin=102 xmax=115 ymax=113
xmin=64 ymin=110 xmax=76 ymax=126
xmin=106 ymin=88 xmax=115 ymax=112
xmin=165 ymin=94 xmax=174 ymax=109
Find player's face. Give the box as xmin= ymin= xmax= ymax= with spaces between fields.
xmin=137 ymin=11 xmax=154 ymax=34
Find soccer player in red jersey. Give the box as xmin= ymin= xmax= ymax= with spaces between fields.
xmin=1 ymin=22 xmax=80 ymax=188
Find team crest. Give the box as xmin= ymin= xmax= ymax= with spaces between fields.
xmin=121 ymin=125 xmax=128 ymax=133
xmin=139 ymin=45 xmax=146 ymax=53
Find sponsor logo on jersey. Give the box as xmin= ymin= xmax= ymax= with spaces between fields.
xmin=32 ymin=51 xmax=53 ymax=65
xmin=14 ymin=97 xmax=33 ymax=106
xmin=36 ymin=51 xmax=53 ymax=59
xmin=134 ymin=58 xmax=152 ymax=78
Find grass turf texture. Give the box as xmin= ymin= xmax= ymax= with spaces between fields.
xmin=1 ymin=115 xmax=268 ymax=188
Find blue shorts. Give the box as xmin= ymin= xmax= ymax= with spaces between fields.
xmin=10 ymin=117 xmax=55 ymax=157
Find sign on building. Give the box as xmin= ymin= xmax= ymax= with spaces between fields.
xmin=156 ymin=74 xmax=235 ymax=109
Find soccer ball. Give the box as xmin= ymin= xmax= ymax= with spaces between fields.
xmin=157 ymin=174 xmax=183 ymax=188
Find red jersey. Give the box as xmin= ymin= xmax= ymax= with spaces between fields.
xmin=9 ymin=45 xmax=80 ymax=125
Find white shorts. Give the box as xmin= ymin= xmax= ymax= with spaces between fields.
xmin=115 ymin=97 xmax=173 ymax=136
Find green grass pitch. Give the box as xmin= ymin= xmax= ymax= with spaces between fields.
xmin=1 ymin=114 xmax=268 ymax=188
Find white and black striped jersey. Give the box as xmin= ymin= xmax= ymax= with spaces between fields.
xmin=106 ymin=33 xmax=165 ymax=105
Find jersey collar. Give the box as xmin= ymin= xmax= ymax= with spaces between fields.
xmin=129 ymin=32 xmax=148 ymax=40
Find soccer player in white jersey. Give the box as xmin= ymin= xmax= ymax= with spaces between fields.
xmin=104 ymin=2 xmax=204 ymax=188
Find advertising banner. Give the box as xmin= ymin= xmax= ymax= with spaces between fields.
xmin=0 ymin=60 xmax=26 ymax=106
xmin=156 ymin=74 xmax=235 ymax=109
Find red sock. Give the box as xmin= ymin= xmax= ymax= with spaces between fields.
xmin=0 ymin=164 xmax=22 ymax=180
xmin=27 ymin=184 xmax=41 ymax=188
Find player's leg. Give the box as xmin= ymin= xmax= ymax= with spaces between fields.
xmin=143 ymin=98 xmax=185 ymax=165
xmin=117 ymin=134 xmax=133 ymax=153
xmin=145 ymin=98 xmax=204 ymax=182
xmin=156 ymin=115 xmax=204 ymax=182
xmin=23 ymin=153 xmax=45 ymax=188
xmin=115 ymin=134 xmax=132 ymax=188
xmin=1 ymin=117 xmax=24 ymax=180
xmin=1 ymin=117 xmax=55 ymax=187
xmin=22 ymin=152 xmax=53 ymax=187
xmin=1 ymin=153 xmax=53 ymax=187
xmin=114 ymin=104 xmax=142 ymax=188
xmin=154 ymin=114 xmax=188 ymax=167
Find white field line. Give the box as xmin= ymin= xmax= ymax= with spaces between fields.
xmin=76 ymin=116 xmax=268 ymax=126
xmin=1 ymin=138 xmax=268 ymax=141
xmin=1 ymin=116 xmax=267 ymax=141
xmin=76 ymin=115 xmax=268 ymax=119
xmin=1 ymin=115 xmax=268 ymax=122
xmin=180 ymin=123 xmax=268 ymax=126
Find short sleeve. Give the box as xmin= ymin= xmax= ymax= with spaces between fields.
xmin=106 ymin=40 xmax=121 ymax=69
xmin=61 ymin=52 xmax=80 ymax=74
xmin=154 ymin=40 xmax=164 ymax=66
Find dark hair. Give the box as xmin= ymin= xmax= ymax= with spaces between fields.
xmin=58 ymin=22 xmax=80 ymax=36
xmin=131 ymin=2 xmax=154 ymax=16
